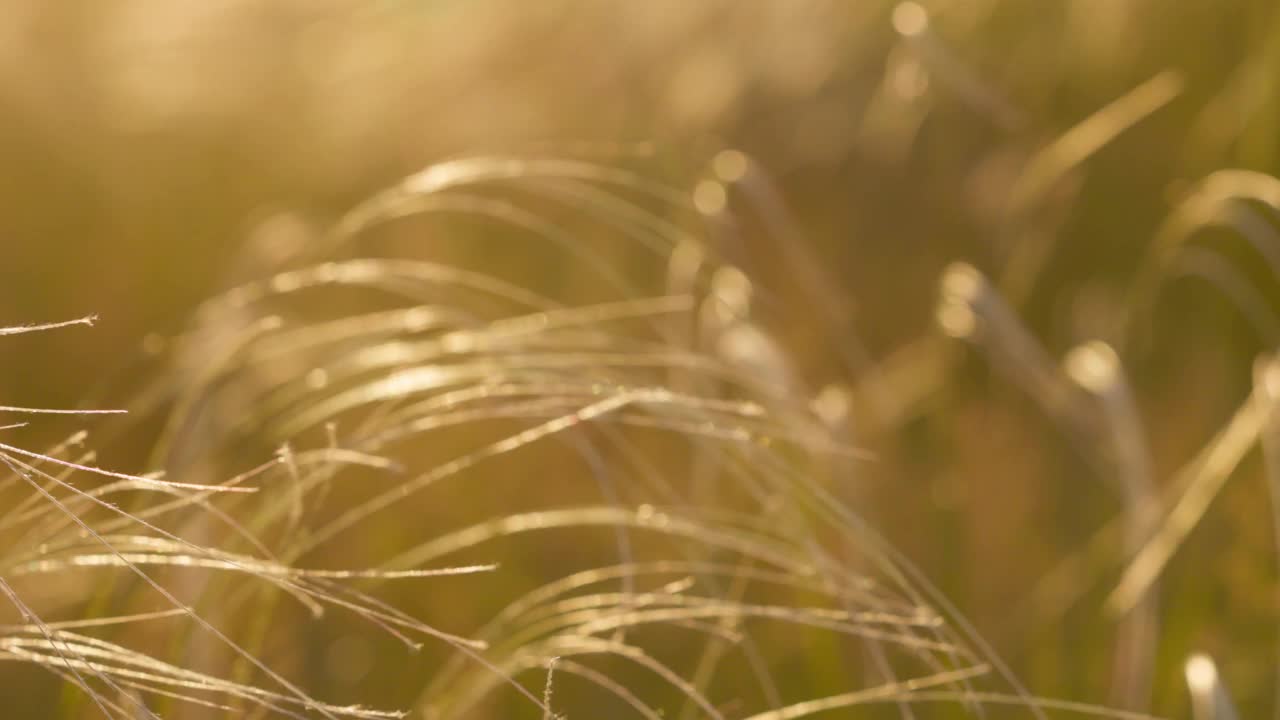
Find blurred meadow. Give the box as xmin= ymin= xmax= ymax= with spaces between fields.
xmin=1 ymin=1 xmax=1279 ymax=718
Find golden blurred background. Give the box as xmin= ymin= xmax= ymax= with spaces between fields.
xmin=2 ymin=1 xmax=1280 ymax=718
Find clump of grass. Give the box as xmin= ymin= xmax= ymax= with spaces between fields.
xmin=0 ymin=322 xmax=503 ymax=718
xmin=2 ymin=156 xmax=1109 ymax=719
xmin=8 ymin=4 xmax=1280 ymax=715
xmin=154 ymin=156 xmax=1032 ymax=719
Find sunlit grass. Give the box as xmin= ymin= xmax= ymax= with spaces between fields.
xmin=4 ymin=0 xmax=1280 ymax=718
